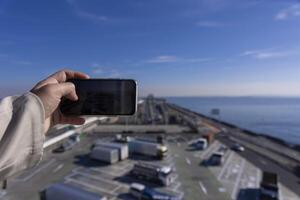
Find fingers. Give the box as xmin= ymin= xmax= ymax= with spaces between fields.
xmin=31 ymin=69 xmax=89 ymax=91
xmin=49 ymin=69 xmax=89 ymax=83
xmin=60 ymin=116 xmax=85 ymax=125
xmin=57 ymin=82 xmax=78 ymax=101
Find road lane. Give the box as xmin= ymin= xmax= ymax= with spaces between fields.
xmin=217 ymin=136 xmax=300 ymax=196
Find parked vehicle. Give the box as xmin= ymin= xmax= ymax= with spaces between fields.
xmin=115 ymin=134 xmax=133 ymax=143
xmin=90 ymin=146 xmax=119 ymax=164
xmin=128 ymin=140 xmax=168 ymax=159
xmin=193 ymin=138 xmax=208 ymax=150
xmin=52 ymin=140 xmax=75 ymax=153
xmin=260 ymin=172 xmax=280 ymax=200
xmin=130 ymin=162 xmax=175 ymax=186
xmin=40 ymin=183 xmax=107 ymax=200
xmin=130 ymin=183 xmax=145 ymax=199
xmin=232 ymin=143 xmax=245 ymax=152
xmin=69 ymin=133 xmax=80 ymax=143
xmin=92 ymin=141 xmax=129 ymax=160
xmin=210 ymin=152 xmax=224 ymax=166
xmin=129 ymin=183 xmax=181 ymax=200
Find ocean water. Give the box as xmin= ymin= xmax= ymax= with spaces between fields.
xmin=166 ymin=97 xmax=300 ymax=145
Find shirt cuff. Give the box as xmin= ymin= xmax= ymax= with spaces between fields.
xmin=24 ymin=92 xmax=45 ymax=167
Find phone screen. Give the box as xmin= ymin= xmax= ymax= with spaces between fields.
xmin=60 ymin=79 xmax=137 ymax=116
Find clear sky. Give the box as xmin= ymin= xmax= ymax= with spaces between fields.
xmin=0 ymin=0 xmax=300 ymax=97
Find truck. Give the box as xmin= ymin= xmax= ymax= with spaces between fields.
xmin=130 ymin=162 xmax=175 ymax=186
xmin=128 ymin=140 xmax=168 ymax=159
xmin=202 ymin=132 xmax=214 ymax=145
xmin=90 ymin=146 xmax=119 ymax=164
xmin=260 ymin=171 xmax=280 ymax=200
xmin=92 ymin=141 xmax=129 ymax=160
xmin=40 ymin=183 xmax=107 ymax=200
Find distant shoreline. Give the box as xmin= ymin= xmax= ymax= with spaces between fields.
xmin=168 ymin=102 xmax=300 ymax=152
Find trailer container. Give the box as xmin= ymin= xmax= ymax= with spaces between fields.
xmin=128 ymin=140 xmax=167 ymax=159
xmin=90 ymin=147 xmax=119 ymax=164
xmin=92 ymin=141 xmax=129 ymax=160
xmin=40 ymin=183 xmax=107 ymax=200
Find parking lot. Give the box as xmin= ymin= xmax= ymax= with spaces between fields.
xmin=1 ymin=133 xmax=300 ymax=200
xmin=2 ymin=134 xmax=184 ymax=200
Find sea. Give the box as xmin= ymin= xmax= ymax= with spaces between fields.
xmin=166 ymin=97 xmax=300 ymax=145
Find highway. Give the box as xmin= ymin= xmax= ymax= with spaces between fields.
xmin=217 ymin=135 xmax=300 ymax=196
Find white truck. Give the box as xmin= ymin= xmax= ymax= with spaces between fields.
xmin=90 ymin=146 xmax=119 ymax=164
xmin=40 ymin=183 xmax=107 ymax=200
xmin=92 ymin=141 xmax=129 ymax=160
xmin=130 ymin=162 xmax=175 ymax=186
xmin=128 ymin=140 xmax=168 ymax=160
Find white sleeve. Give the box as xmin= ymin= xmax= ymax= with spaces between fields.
xmin=0 ymin=92 xmax=45 ymax=180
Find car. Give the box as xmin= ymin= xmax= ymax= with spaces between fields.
xmin=69 ymin=133 xmax=80 ymax=143
xmin=129 ymin=183 xmax=181 ymax=200
xmin=130 ymin=183 xmax=145 ymax=199
xmin=232 ymin=143 xmax=245 ymax=152
xmin=210 ymin=152 xmax=224 ymax=166
xmin=52 ymin=140 xmax=75 ymax=153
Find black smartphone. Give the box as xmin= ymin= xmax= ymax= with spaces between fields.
xmin=60 ymin=79 xmax=137 ymax=116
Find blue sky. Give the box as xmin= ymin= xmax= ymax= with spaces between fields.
xmin=0 ymin=0 xmax=300 ymax=97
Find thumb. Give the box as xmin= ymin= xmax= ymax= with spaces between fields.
xmin=57 ymin=82 xmax=78 ymax=101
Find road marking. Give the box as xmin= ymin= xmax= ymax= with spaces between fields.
xmin=177 ymin=142 xmax=181 ymax=147
xmin=71 ymin=169 xmax=128 ymax=188
xmin=256 ymin=169 xmax=261 ymax=187
xmin=169 ymin=182 xmax=181 ymax=192
xmin=90 ymin=166 xmax=125 ymax=177
xmin=193 ymin=153 xmax=201 ymax=158
xmin=15 ymin=159 xmax=56 ymax=182
xmin=198 ymin=181 xmax=207 ymax=195
xmin=112 ymin=185 xmax=123 ymax=193
xmin=185 ymin=158 xmax=191 ymax=165
xmin=218 ymin=187 xmax=226 ymax=193
xmin=52 ymin=164 xmax=64 ymax=173
xmin=231 ymin=160 xmax=246 ymax=199
xmin=66 ymin=178 xmax=117 ymax=195
xmin=200 ymin=141 xmax=219 ymax=159
xmin=0 ymin=190 xmax=6 ymax=198
xmin=218 ymin=152 xmax=233 ymax=180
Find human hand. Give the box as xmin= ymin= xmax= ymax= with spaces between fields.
xmin=30 ymin=69 xmax=89 ymax=133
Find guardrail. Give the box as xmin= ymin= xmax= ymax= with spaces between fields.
xmin=43 ymin=117 xmax=107 ymax=149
